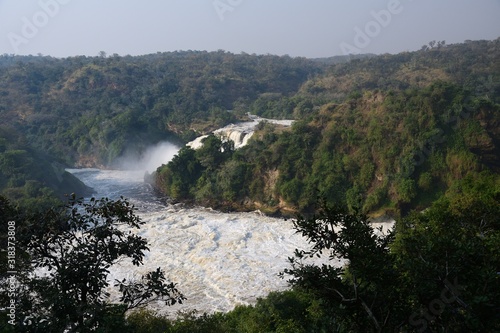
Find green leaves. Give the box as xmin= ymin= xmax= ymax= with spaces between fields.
xmin=115 ymin=267 xmax=185 ymax=310
xmin=6 ymin=196 xmax=184 ymax=331
xmin=284 ymin=181 xmax=499 ymax=332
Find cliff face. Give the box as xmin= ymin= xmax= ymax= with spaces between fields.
xmin=75 ymin=155 xmax=106 ymax=169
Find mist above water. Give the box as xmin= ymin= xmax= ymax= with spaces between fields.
xmin=117 ymin=141 xmax=180 ymax=173
xmin=67 ymin=143 xmax=394 ymax=317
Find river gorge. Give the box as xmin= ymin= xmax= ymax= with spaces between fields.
xmin=67 ymin=167 xmax=335 ymax=317
xmin=67 ymin=132 xmax=393 ymax=317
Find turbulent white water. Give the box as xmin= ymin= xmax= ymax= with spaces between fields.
xmin=67 ymin=138 xmax=393 ymax=318
xmin=187 ymin=115 xmax=294 ymax=150
xmin=66 ymin=167 xmax=337 ymax=317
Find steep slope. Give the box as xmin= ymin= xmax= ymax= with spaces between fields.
xmin=154 ymin=39 xmax=500 ymax=217
xmin=0 ymin=126 xmax=92 ymax=209
xmin=0 ymin=51 xmax=325 ymax=167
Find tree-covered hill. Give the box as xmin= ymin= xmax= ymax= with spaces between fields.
xmin=154 ymin=39 xmax=500 ymax=217
xmin=0 ymin=126 xmax=92 ymax=209
xmin=300 ymin=39 xmax=500 ymax=104
xmin=0 ymin=51 xmax=326 ymax=167
xmin=0 ymin=39 xmax=499 ymax=215
xmin=155 ymin=83 xmax=499 ymax=216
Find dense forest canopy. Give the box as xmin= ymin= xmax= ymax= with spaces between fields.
xmin=153 ymin=39 xmax=500 ymax=217
xmin=0 ymin=51 xmax=325 ymax=167
xmin=0 ymin=38 xmax=499 ymax=332
xmin=0 ymin=39 xmax=499 ymax=214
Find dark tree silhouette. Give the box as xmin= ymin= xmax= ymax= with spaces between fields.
xmin=1 ymin=196 xmax=184 ymax=332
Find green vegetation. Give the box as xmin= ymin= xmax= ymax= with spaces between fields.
xmin=283 ymin=173 xmax=499 ymax=332
xmin=125 ymin=290 xmax=337 ymax=333
xmin=1 ymin=40 xmax=498 ymax=215
xmin=154 ymin=39 xmax=500 ymax=217
xmin=0 ymin=51 xmax=325 ymax=167
xmin=0 ymin=38 xmax=499 ymax=331
xmin=0 ymin=196 xmax=184 ymax=332
xmin=155 ymin=82 xmax=499 ymax=216
xmin=1 ymin=170 xmax=498 ymax=332
xmin=0 ymin=126 xmax=92 ymax=210
xmin=145 ymin=173 xmax=498 ymax=332
xmin=3 ymin=173 xmax=497 ymax=331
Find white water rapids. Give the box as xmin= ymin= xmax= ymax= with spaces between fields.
xmin=66 ymin=167 xmax=337 ymax=317
xmin=66 ymin=139 xmax=393 ymax=318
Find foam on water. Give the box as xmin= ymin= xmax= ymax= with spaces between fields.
xmin=116 ymin=206 xmax=324 ymax=316
xmin=67 ymin=166 xmax=393 ymax=317
xmin=187 ymin=115 xmax=294 ymax=150
xmin=67 ymin=168 xmax=342 ymax=317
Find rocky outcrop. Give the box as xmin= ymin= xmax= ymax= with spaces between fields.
xmin=51 ymin=162 xmax=94 ymax=198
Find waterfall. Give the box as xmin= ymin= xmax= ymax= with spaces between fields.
xmin=66 ymin=168 xmax=348 ymax=318
xmin=187 ymin=115 xmax=294 ymax=150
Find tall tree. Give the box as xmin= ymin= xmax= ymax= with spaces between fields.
xmin=1 ymin=196 xmax=184 ymax=332
xmin=283 ymin=184 xmax=500 ymax=332
xmin=282 ymin=204 xmax=400 ymax=332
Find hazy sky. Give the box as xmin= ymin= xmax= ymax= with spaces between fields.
xmin=0 ymin=0 xmax=499 ymax=58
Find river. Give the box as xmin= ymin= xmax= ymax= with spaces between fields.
xmin=66 ymin=167 xmax=338 ymax=317
xmin=66 ymin=140 xmax=392 ymax=318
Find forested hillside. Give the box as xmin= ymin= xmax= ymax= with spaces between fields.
xmin=0 ymin=51 xmax=328 ymax=207
xmin=0 ymin=51 xmax=325 ymax=168
xmin=155 ymin=39 xmax=500 ymax=217
xmin=0 ymin=39 xmax=499 ymax=332
xmin=0 ymin=126 xmax=91 ymax=209
xmin=1 ymin=39 xmax=499 ymax=214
